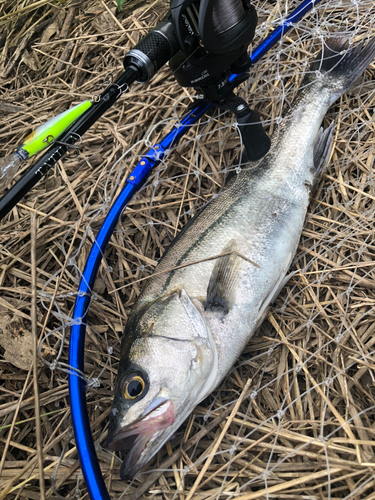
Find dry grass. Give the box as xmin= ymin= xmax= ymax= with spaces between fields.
xmin=1 ymin=0 xmax=375 ymax=499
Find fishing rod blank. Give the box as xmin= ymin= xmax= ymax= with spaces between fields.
xmin=0 ymin=20 xmax=179 ymax=221
xmin=0 ymin=70 xmax=135 ymax=220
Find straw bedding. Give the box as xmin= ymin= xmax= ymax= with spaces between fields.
xmin=0 ymin=0 xmax=375 ymax=498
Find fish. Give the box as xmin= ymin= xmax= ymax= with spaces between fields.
xmin=107 ymin=36 xmax=375 ymax=479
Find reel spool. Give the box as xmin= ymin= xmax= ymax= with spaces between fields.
xmin=170 ymin=0 xmax=258 ymax=91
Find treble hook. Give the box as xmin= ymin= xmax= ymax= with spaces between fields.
xmin=92 ymin=73 xmax=114 ymax=102
xmin=43 ymin=133 xmax=82 ymax=158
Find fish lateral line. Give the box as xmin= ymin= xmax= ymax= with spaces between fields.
xmin=111 ymin=250 xmax=262 ymax=293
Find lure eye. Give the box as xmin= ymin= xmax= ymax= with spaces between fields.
xmin=123 ymin=374 xmax=145 ymax=400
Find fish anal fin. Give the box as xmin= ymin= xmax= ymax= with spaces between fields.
xmin=206 ymin=240 xmax=242 ymax=314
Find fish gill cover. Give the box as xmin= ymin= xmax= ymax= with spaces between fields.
xmin=0 ymin=0 xmax=375 ymax=499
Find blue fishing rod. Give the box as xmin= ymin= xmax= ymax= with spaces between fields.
xmin=68 ymin=1 xmax=322 ymax=499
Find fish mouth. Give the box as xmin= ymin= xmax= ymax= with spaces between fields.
xmin=107 ymin=397 xmax=175 ymax=480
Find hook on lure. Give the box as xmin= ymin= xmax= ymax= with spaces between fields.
xmin=43 ymin=133 xmax=83 ymax=159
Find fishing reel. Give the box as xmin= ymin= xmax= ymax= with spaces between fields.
xmin=169 ymin=0 xmax=256 ymax=92
xmin=123 ymin=0 xmax=270 ymax=161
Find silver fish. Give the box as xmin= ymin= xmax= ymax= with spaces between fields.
xmin=107 ymin=37 xmax=375 ymax=479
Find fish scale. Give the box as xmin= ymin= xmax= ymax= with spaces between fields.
xmin=107 ymin=36 xmax=375 ymax=480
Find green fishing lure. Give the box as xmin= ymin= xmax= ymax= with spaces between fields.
xmin=0 ymin=100 xmax=92 ymax=194
xmin=21 ymin=100 xmax=92 ymax=157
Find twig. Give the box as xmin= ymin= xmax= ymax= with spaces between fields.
xmin=31 ymin=212 xmax=46 ymax=499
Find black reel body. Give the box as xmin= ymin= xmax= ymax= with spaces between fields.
xmin=169 ymin=0 xmax=257 ymax=91
xmin=168 ymin=0 xmax=270 ymax=161
xmin=123 ymin=0 xmax=270 ymax=161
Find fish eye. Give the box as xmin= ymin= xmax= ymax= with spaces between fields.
xmin=123 ymin=374 xmax=145 ymax=400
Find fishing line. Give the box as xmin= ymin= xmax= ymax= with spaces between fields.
xmin=212 ymin=0 xmax=247 ymax=34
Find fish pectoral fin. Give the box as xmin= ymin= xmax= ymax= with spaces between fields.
xmin=313 ymin=123 xmax=334 ymax=176
xmin=206 ymin=240 xmax=243 ymax=314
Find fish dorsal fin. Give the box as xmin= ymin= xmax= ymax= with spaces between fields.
xmin=206 ymin=239 xmax=242 ymax=314
xmin=313 ymin=123 xmax=334 ymax=176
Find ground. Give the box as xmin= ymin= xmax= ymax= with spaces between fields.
xmin=1 ymin=1 xmax=375 ymax=499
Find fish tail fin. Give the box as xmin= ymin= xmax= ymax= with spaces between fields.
xmin=302 ymin=36 xmax=375 ymax=103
